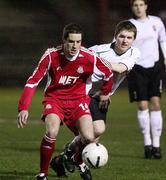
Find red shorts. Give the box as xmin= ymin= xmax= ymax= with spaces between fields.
xmin=42 ymin=96 xmax=91 ymax=134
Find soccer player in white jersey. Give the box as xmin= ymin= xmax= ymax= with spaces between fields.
xmin=127 ymin=0 xmax=166 ymax=159
xmin=17 ymin=23 xmax=113 ymax=180
xmin=88 ymin=21 xmax=140 ymax=142
xmin=50 ymin=21 xmax=140 ymax=179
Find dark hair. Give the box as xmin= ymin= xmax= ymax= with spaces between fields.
xmin=130 ymin=0 xmax=148 ymax=6
xmin=62 ymin=23 xmax=83 ymax=40
xmin=114 ymin=20 xmax=137 ymax=39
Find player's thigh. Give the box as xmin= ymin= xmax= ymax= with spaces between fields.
xmin=45 ymin=113 xmax=61 ymax=138
xmin=76 ymin=114 xmax=94 ymax=142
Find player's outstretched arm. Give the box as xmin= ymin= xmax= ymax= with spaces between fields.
xmin=17 ymin=110 xmax=29 ymax=128
xmin=110 ymin=63 xmax=127 ymax=73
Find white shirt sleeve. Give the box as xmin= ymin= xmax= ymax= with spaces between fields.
xmin=89 ymin=44 xmax=112 ymax=82
xmin=89 ymin=43 xmax=112 ymax=54
xmin=89 ymin=45 xmax=99 ymax=52
xmin=158 ymin=18 xmax=166 ymax=58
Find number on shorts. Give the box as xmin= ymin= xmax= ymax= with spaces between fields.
xmin=79 ymin=103 xmax=89 ymax=111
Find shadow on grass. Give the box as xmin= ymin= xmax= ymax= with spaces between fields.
xmin=0 ymin=171 xmax=63 ymax=179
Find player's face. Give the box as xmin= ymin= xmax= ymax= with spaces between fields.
xmin=115 ymin=30 xmax=135 ymax=54
xmin=131 ymin=0 xmax=147 ymax=19
xmin=63 ymin=33 xmax=82 ymax=58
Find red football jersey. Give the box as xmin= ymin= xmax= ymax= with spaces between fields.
xmin=18 ymin=46 xmax=113 ymax=111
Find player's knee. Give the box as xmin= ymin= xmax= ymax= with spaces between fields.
xmin=138 ymin=103 xmax=148 ymax=111
xmin=45 ymin=118 xmax=60 ymax=138
xmin=46 ymin=123 xmax=58 ymax=138
xmin=93 ymin=121 xmax=106 ymax=138
xmin=150 ymin=97 xmax=161 ymax=111
xmin=46 ymin=129 xmax=58 ymax=138
xmin=94 ymin=126 xmax=106 ymax=138
xmin=150 ymin=104 xmax=161 ymax=111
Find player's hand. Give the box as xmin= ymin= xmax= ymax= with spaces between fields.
xmin=92 ymin=90 xmax=101 ymax=97
xmin=17 ymin=110 xmax=29 ymax=128
xmin=99 ymin=94 xmax=110 ymax=109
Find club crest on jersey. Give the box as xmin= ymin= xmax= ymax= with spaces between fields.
xmin=77 ymin=66 xmax=84 ymax=74
xmin=45 ymin=104 xmax=52 ymax=109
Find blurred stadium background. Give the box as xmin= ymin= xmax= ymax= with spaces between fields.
xmin=0 ymin=1 xmax=166 ymax=179
xmin=0 ymin=0 xmax=166 ymax=87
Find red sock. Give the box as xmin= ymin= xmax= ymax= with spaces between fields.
xmin=40 ymin=134 xmax=55 ymax=176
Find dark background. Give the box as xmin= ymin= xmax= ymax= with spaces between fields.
xmin=0 ymin=0 xmax=166 ymax=86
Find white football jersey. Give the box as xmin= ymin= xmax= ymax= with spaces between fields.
xmin=129 ymin=15 xmax=166 ymax=68
xmin=89 ymin=43 xmax=140 ymax=95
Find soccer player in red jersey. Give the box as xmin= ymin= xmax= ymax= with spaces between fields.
xmin=50 ymin=21 xmax=140 ymax=180
xmin=17 ymin=23 xmax=113 ymax=180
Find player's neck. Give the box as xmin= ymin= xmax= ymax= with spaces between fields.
xmin=135 ymin=14 xmax=147 ymax=21
xmin=114 ymin=45 xmax=128 ymax=55
xmin=65 ymin=51 xmax=79 ymax=61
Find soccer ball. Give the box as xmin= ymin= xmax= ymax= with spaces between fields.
xmin=82 ymin=143 xmax=108 ymax=168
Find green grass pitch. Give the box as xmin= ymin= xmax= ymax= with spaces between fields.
xmin=0 ymin=88 xmax=166 ymax=180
